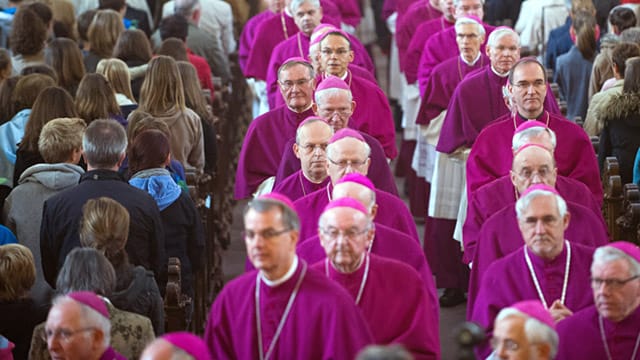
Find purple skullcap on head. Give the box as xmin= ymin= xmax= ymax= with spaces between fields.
xmin=258 ymin=192 xmax=296 ymax=212
xmin=297 ymin=116 xmax=327 ymax=129
xmin=310 ymin=23 xmax=337 ymax=46
xmin=162 ymin=332 xmax=212 ymax=360
xmin=316 ymin=75 xmax=350 ymax=92
xmin=329 ymin=128 xmax=364 ymax=143
xmin=457 ymin=14 xmax=482 ymax=24
xmin=606 ymin=241 xmax=640 ymax=264
xmin=515 ymin=120 xmax=547 ymax=134
xmin=320 ymin=28 xmax=350 ymax=43
xmin=520 ymin=184 xmax=560 ymax=198
xmin=67 ymin=291 xmax=109 ymax=319
xmin=513 ymin=143 xmax=553 ymax=157
xmin=323 ymin=197 xmax=368 ymax=215
xmin=510 ymin=300 xmax=556 ymax=330
xmin=335 ymin=172 xmax=375 ymax=190
xmin=282 ymin=57 xmax=311 ymax=66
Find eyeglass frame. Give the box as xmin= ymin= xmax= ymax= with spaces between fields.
xmin=591 ymin=275 xmax=640 ymax=290
xmin=278 ymin=78 xmax=312 ymax=90
xmin=244 ymin=227 xmax=292 ymax=241
xmin=319 ymin=226 xmax=371 ymax=242
xmin=42 ymin=327 xmax=97 ymax=343
xmin=298 ymin=143 xmax=329 ymax=154
xmin=327 ymin=156 xmax=368 ymax=169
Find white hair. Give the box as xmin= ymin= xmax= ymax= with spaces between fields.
xmin=289 ymin=0 xmax=320 ymax=13
xmin=454 ymin=0 xmax=485 ymax=6
xmin=512 ymin=127 xmax=558 ymax=151
xmin=314 ymin=87 xmax=353 ymax=105
xmin=495 ymin=308 xmax=559 ymax=359
xmin=515 ymin=189 xmax=567 ymax=219
xmin=592 ymin=246 xmax=640 ymax=276
xmin=52 ymin=295 xmax=111 ymax=348
xmin=455 ymin=17 xmax=485 ymax=37
xmin=326 ymin=137 xmax=371 ymax=160
xmin=487 ymin=27 xmax=520 ymax=47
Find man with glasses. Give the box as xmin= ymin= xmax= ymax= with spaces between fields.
xmin=294 ymin=129 xmax=417 ymax=242
xmin=466 ymin=57 xmax=601 ymax=199
xmin=45 ymin=291 xmax=124 ymax=360
xmin=204 ymin=192 xmax=373 ymax=359
xmin=235 ymin=58 xmax=316 ymax=199
xmin=273 ymin=76 xmax=398 ymax=195
xmin=309 ymin=197 xmax=439 ymax=359
xmin=470 ymin=184 xmax=596 ymax=358
xmin=555 ymin=241 xmax=640 ymax=360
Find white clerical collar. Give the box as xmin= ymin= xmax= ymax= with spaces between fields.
xmin=262 ymin=255 xmax=299 ymax=287
xmin=460 ymin=52 xmax=481 ymax=66
xmin=490 ymin=65 xmax=509 ymax=77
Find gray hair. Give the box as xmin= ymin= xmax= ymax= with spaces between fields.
xmin=319 ymin=30 xmax=352 ymax=50
xmin=244 ymin=198 xmax=301 ymax=231
xmin=455 ymin=17 xmax=485 ymax=37
xmin=495 ymin=308 xmax=559 ymax=358
xmin=592 ymin=245 xmax=640 ymax=276
xmin=52 ymin=295 xmax=111 ymax=348
xmin=512 ymin=126 xmax=558 ymax=151
xmin=277 ymin=60 xmax=315 ymax=81
xmin=356 ymin=345 xmax=413 ymax=360
xmin=326 ymin=136 xmax=371 ymax=160
xmin=487 ymin=27 xmax=520 ymax=48
xmin=620 ymin=27 xmax=640 ymax=45
xmin=174 ymin=0 xmax=200 ymax=17
xmin=515 ymin=189 xmax=567 ymax=219
xmin=315 ymin=87 xmax=353 ymax=106
xmin=318 ymin=202 xmax=372 ymax=229
xmin=289 ymin=0 xmax=320 ymax=13
xmin=454 ymin=0 xmax=485 ymax=6
xmin=332 ymin=182 xmax=377 ymax=213
xmin=169 ymin=346 xmax=195 ymax=359
xmin=56 ymin=247 xmax=116 ymax=296
xmin=295 ymin=118 xmax=333 ymax=144
xmin=82 ymin=119 xmax=127 ymax=169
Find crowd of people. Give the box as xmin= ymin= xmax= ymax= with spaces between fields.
xmin=1 ymin=0 xmax=640 ymax=358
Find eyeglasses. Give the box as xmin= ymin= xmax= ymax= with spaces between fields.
xmin=320 ymin=226 xmax=369 ymax=241
xmin=318 ymin=108 xmax=351 ymax=119
xmin=327 ymin=157 xmax=367 ymax=169
xmin=514 ymin=167 xmax=551 ymax=180
xmin=42 ymin=327 xmax=96 ymax=342
xmin=520 ymin=215 xmax=560 ymax=229
xmin=244 ymin=228 xmax=291 ymax=240
xmin=320 ymin=48 xmax=350 ymax=56
xmin=456 ymin=33 xmax=480 ymax=39
xmin=512 ymin=80 xmax=546 ymax=90
xmin=279 ymin=78 xmax=311 ymax=90
xmin=490 ymin=338 xmax=520 ymax=352
xmin=591 ymin=275 xmax=640 ymax=289
xmin=299 ymin=143 xmax=328 ymax=154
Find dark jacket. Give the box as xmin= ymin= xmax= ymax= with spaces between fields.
xmin=599 ymin=92 xmax=640 ymax=184
xmin=0 ymin=298 xmax=48 ymax=360
xmin=40 ymin=169 xmax=165 ymax=287
xmin=12 ymin=147 xmax=44 ymax=188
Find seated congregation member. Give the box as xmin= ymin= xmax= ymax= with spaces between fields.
xmin=98 ymin=0 xmax=152 ymax=38
xmin=0 ymin=76 xmax=21 ymax=126
xmin=275 ymin=76 xmax=398 ymax=195
xmin=40 ymin=119 xmax=165 ymax=288
xmin=44 ymin=292 xmax=126 ymax=360
xmin=79 ymin=197 xmax=164 ymax=335
xmin=75 ymin=74 xmax=126 ymax=126
xmin=294 ymin=129 xmax=418 ymax=242
xmin=315 ymin=30 xmax=397 ymax=159
xmin=471 ymin=185 xmax=596 ymax=358
xmin=141 ymin=332 xmax=211 ymax=360
xmin=156 ymin=36 xmax=215 ymax=98
xmin=488 ymin=300 xmax=559 ymax=360
xmin=10 ymin=6 xmax=47 ymax=74
xmin=598 ymin=57 xmax=640 ymax=185
xmin=466 ymin=58 xmax=602 ymax=197
xmin=113 ymin=29 xmax=154 ymax=100
xmin=514 ymin=0 xmax=567 ymax=54
xmin=83 ymin=10 xmax=125 ymax=73
xmin=0 ymin=74 xmax=56 ymax=186
xmin=235 ymin=58 xmax=316 ymax=199
xmin=131 ymin=55 xmax=204 ymax=173
xmin=0 ymin=244 xmax=48 ymax=360
xmin=273 ymin=117 xmax=333 ymax=201
xmin=128 ymin=129 xmax=205 ymax=298
xmin=176 ymin=61 xmax=218 ymax=175
xmin=584 ymin=42 xmax=640 ymax=137
xmin=30 ymin=248 xmax=155 ymax=360
xmin=0 ymin=226 xmax=16 ymax=244
xmin=555 ymin=242 xmax=640 ymax=360
xmin=312 ymin=197 xmax=439 ymax=359
xmin=204 ymin=193 xmax=373 ymax=359
xmin=3 ymin=118 xmax=85 ymax=304
xmin=96 ymin=59 xmax=137 ymax=111
xmin=44 ymin=38 xmax=86 ymax=97
xmin=13 ymin=87 xmax=79 ymax=187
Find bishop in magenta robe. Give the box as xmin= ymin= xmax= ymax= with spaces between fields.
xmin=404 ymin=16 xmax=454 ymax=85
xmin=471 ymin=242 xmax=596 ymax=358
xmin=312 ymin=254 xmax=440 ymax=360
xmin=273 ymin=169 xmax=331 ymax=201
xmin=239 ymin=10 xmax=276 ymax=73
xmin=204 ymin=258 xmax=374 ymax=359
xmin=396 ymin=0 xmax=442 ymax=72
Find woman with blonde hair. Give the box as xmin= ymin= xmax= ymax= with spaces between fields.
xmin=96 ymin=58 xmax=137 ymax=108
xmin=45 ymin=38 xmax=86 ymax=97
xmin=84 ymin=9 xmax=125 ymax=72
xmin=133 ymin=55 xmax=204 ymax=172
xmin=75 ymin=73 xmax=125 ymax=125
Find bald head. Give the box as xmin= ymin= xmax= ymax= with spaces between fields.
xmin=332 ymin=181 xmax=377 ymax=216
xmin=140 ymin=339 xmax=194 ymax=360
xmin=510 ymin=145 xmax=557 ymax=194
xmin=294 ymin=119 xmax=333 ymax=182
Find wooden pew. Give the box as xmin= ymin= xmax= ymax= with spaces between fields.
xmin=603 ymin=157 xmax=623 ymax=240
xmin=616 ymin=183 xmax=640 ymax=244
xmin=165 ymin=257 xmax=190 ymax=332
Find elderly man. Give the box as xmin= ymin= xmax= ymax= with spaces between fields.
xmin=555 ymin=241 xmax=640 ymax=360
xmin=273 ymin=117 xmax=333 ymax=200
xmin=294 ymin=129 xmax=417 ymax=241
xmin=40 ymin=119 xmax=164 ymax=287
xmin=471 ymin=185 xmax=596 ymax=358
xmin=466 ymin=58 xmax=602 ymax=198
xmin=311 ymin=197 xmax=439 ymax=359
xmin=274 ymin=76 xmax=398 ymax=195
xmin=204 ymin=193 xmax=373 ymax=359
xmin=45 ymin=291 xmax=125 ymax=360
xmin=316 ymin=30 xmax=398 ymax=159
xmin=141 ymin=332 xmax=211 ymax=360
xmin=489 ymin=300 xmax=559 ymax=360
xmin=235 ymin=58 xmax=316 ymax=199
